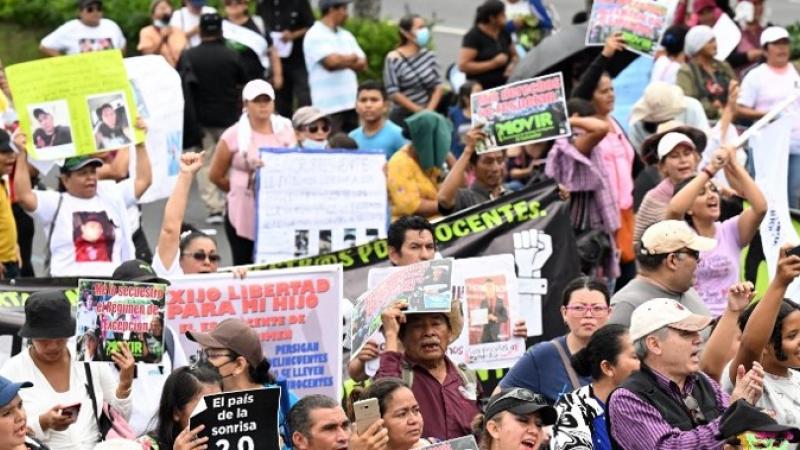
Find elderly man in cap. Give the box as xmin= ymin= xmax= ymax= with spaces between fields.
xmin=303 ymin=0 xmax=367 ymax=133
xmin=607 ymin=298 xmax=765 ymax=450
xmin=40 ymin=0 xmax=126 ymax=56
xmin=376 ymin=298 xmax=479 ymax=440
xmin=609 ymin=220 xmax=714 ymax=327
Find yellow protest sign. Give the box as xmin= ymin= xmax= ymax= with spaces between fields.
xmin=0 ymin=90 xmax=8 ymax=114
xmin=6 ymin=50 xmax=143 ymax=160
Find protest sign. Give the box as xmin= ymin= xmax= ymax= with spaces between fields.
xmin=124 ymin=56 xmax=184 ymax=203
xmin=586 ymin=0 xmax=678 ymax=57
xmin=6 ymin=50 xmax=143 ymax=160
xmin=351 ymin=259 xmax=453 ymax=358
xmin=76 ymin=279 xmax=167 ymax=364
xmin=420 ymin=435 xmax=479 ymax=450
xmin=471 ymin=73 xmax=570 ymax=153
xmin=224 ymin=20 xmax=270 ymax=69
xmin=255 ymin=148 xmax=387 ymax=263
xmin=167 ymin=265 xmax=342 ymax=398
xmin=713 ymin=13 xmax=741 ymax=61
xmin=191 ymin=387 xmax=280 ymax=450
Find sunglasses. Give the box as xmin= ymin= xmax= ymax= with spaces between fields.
xmin=305 ymin=123 xmax=331 ymax=134
xmin=224 ymin=0 xmax=245 ymax=5
xmin=494 ymin=388 xmax=545 ymax=405
xmin=182 ymin=251 xmax=221 ymax=263
xmin=673 ymin=248 xmax=700 ymax=260
xmin=83 ymin=3 xmax=102 ymax=12
xmin=682 ymin=394 xmax=707 ymax=425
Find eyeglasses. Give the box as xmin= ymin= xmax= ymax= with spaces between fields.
xmin=494 ymin=388 xmax=545 ymax=405
xmin=203 ymin=349 xmax=235 ymax=360
xmin=564 ymin=304 xmax=610 ymax=316
xmin=305 ymin=124 xmax=331 ymax=134
xmin=673 ymin=248 xmax=700 ymax=261
xmin=182 ymin=251 xmax=221 ymax=263
xmin=682 ymin=394 xmax=707 ymax=425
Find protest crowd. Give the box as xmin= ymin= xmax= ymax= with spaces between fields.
xmin=0 ymin=0 xmax=800 ymax=449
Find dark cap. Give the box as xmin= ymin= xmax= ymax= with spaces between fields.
xmin=0 ymin=375 xmax=32 ymax=408
xmin=61 ymin=156 xmax=103 ymax=173
xmin=186 ymin=318 xmax=263 ymax=368
xmin=32 ymin=108 xmax=50 ymax=120
xmin=484 ymin=388 xmax=557 ymax=426
xmin=0 ymin=129 xmax=13 ymax=153
xmin=78 ymin=0 xmax=102 ymax=9
xmin=717 ymin=399 xmax=800 ymax=442
xmin=319 ymin=0 xmax=352 ymax=9
xmin=19 ymin=290 xmax=76 ymax=339
xmin=200 ymin=13 xmax=222 ymax=34
xmin=112 ymin=259 xmax=170 ymax=285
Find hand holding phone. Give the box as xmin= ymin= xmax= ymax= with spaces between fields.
xmin=353 ymin=398 xmax=381 ymax=434
xmin=60 ymin=403 xmax=81 ymax=421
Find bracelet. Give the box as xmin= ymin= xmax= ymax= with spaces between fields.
xmin=702 ymin=167 xmax=715 ymax=179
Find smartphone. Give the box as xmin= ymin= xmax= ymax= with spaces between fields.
xmin=353 ymin=398 xmax=381 ymax=434
xmin=788 ymin=245 xmax=800 ymax=258
xmin=61 ymin=403 xmax=81 ymax=419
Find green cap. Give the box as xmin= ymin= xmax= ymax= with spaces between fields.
xmin=61 ymin=156 xmax=103 ymax=173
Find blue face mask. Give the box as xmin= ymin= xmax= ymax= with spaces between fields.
xmin=302 ymin=138 xmax=327 ymax=149
xmin=414 ymin=27 xmax=431 ymax=47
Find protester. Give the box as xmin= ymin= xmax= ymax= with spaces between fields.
xmin=572 ymin=33 xmax=638 ymax=286
xmin=447 ymin=81 xmax=481 ymax=160
xmin=349 ymin=81 xmax=407 ymax=158
xmin=728 ymin=0 xmax=767 ymax=77
xmin=737 ymin=26 xmax=800 ymax=208
xmin=138 ymin=364 xmax=222 ymax=450
xmin=0 ymin=129 xmax=18 ymax=280
xmin=256 ymin=0 xmax=315 ymax=118
xmin=500 ymin=276 xmax=609 ymax=404
xmin=169 ymin=0 xmax=217 ymax=48
xmin=388 ymin=215 xmax=436 ymax=266
xmin=634 ymin=124 xmax=706 ymax=243
xmin=137 ymin=0 xmax=188 ymax=67
xmin=12 ymin=134 xmax=151 ymax=276
xmin=384 ymin=15 xmax=443 ymax=125
xmin=459 ymin=0 xmax=517 ymax=90
xmin=609 ymin=220 xmax=714 ymax=327
xmin=717 ymin=399 xmax=800 ymax=450
xmin=472 ymin=388 xmax=557 ymax=450
xmin=677 ymin=25 xmax=737 ymax=121
xmin=209 ymin=79 xmax=296 ymax=265
xmin=177 ymin=12 xmax=247 ymax=225
xmin=550 ymin=324 xmax=640 ymax=450
xmin=293 ymin=106 xmax=332 ymax=149
xmin=0 ymin=375 xmax=50 ymax=450
xmin=687 ymin=0 xmax=722 ymax=27
xmin=223 ymin=0 xmax=283 ymax=86
xmin=545 ymin=99 xmax=619 ymax=278
xmin=607 ymin=298 xmax=765 ymax=449
xmin=289 ymin=394 xmax=388 ymax=450
xmin=387 ymin=111 xmax=451 ymax=221
xmin=666 ymin=144 xmax=766 ymax=316
xmin=349 ymin=379 xmax=436 ymax=450
xmin=722 ymin=246 xmax=800 ymax=435
xmin=186 ymin=318 xmax=299 ymax=443
xmin=39 ymin=0 xmax=126 ymax=56
xmin=0 ymin=291 xmax=134 ymax=450
xmin=303 ymin=0 xmax=367 ymax=133
xmin=651 ymin=25 xmax=688 ymax=85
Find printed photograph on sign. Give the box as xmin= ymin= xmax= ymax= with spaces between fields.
xmin=585 ymin=0 xmax=678 ymax=57
xmin=344 ymin=228 xmax=357 ymax=248
xmin=319 ymin=230 xmax=332 ymax=254
xmin=87 ymin=91 xmax=133 ymax=152
xmin=294 ymin=230 xmax=309 ymax=257
xmin=420 ymin=435 xmax=479 ymax=450
xmin=28 ymin=101 xmax=74 ymax=153
xmin=466 ymin=275 xmax=510 ymax=345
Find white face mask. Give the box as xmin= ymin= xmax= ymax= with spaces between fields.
xmin=302 ymin=138 xmax=327 ymax=149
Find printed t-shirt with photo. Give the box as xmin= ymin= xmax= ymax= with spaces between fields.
xmin=40 ymin=19 xmax=126 ymax=55
xmin=32 ymin=179 xmax=136 ymax=276
xmin=169 ymin=6 xmax=218 ymax=48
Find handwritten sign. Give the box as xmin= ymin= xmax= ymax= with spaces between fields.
xmin=191 ymin=387 xmax=280 ymax=450
xmin=586 ymin=0 xmax=678 ymax=57
xmin=255 ymin=148 xmax=387 ymax=263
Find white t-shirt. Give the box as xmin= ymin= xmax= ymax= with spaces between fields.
xmin=303 ymin=21 xmax=365 ymax=115
xmin=152 ymin=247 xmax=184 ymax=278
xmin=31 ymin=180 xmax=136 ymax=277
xmin=40 ymin=19 xmax=126 ymax=55
xmin=738 ymin=63 xmax=800 ymax=148
xmin=651 ymin=55 xmax=681 ymax=85
xmin=169 ymin=6 xmax=218 ymax=48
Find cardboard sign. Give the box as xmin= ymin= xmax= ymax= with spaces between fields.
xmin=191 ymin=387 xmax=280 ymax=450
xmin=420 ymin=435 xmax=480 ymax=450
xmin=586 ymin=0 xmax=678 ymax=57
xmin=471 ymin=73 xmax=571 ymax=153
xmin=76 ymin=279 xmax=166 ymax=364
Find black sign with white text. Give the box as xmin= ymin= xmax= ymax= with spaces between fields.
xmin=191 ymin=387 xmax=280 ymax=450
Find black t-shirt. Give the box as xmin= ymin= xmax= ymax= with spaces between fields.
xmin=179 ymin=40 xmax=247 ymax=128
xmin=256 ymin=0 xmax=314 ymax=62
xmin=461 ymin=26 xmax=512 ymax=90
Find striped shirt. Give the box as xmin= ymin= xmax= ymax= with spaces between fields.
xmin=303 ymin=21 xmax=365 ymax=114
xmin=608 ymin=368 xmax=729 ymax=450
xmin=383 ymin=49 xmax=440 ymax=107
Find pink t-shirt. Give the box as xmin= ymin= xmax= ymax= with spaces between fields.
xmin=694 ymin=216 xmax=743 ymax=317
xmin=596 ymin=120 xmax=635 ymax=210
xmin=221 ymin=121 xmax=297 ymax=241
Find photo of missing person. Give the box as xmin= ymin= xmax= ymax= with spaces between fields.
xmin=294 ymin=230 xmax=309 ymax=257
xmin=28 ymin=101 xmax=73 ymax=150
xmin=73 ymin=211 xmax=115 ymax=262
xmin=366 ymin=228 xmax=379 ymax=241
xmin=79 ymin=37 xmax=113 ymax=53
xmin=87 ymin=92 xmax=133 ymax=151
xmin=343 ymin=228 xmax=356 ymax=248
xmin=319 ymin=229 xmax=332 ymax=254
xmin=420 ymin=260 xmax=452 ymax=311
xmin=466 ymin=275 xmax=510 ymax=345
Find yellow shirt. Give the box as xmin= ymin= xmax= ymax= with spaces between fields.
xmin=0 ymin=179 xmax=17 ymax=262
xmin=387 ymin=146 xmax=440 ymax=221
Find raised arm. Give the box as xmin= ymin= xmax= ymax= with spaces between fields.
xmin=133 ymin=141 xmax=152 ymax=200
xmin=721 ymin=148 xmax=766 ymax=244
xmin=572 ymin=34 xmax=623 ymax=100
xmin=11 ymin=133 xmax=37 ymax=212
xmin=665 ymin=148 xmax=728 ymax=219
xmin=438 ymin=127 xmax=483 ymax=210
xmin=157 ymin=152 xmax=204 ymax=270
xmin=700 ymin=282 xmax=753 ymax=382
xmin=570 ymin=116 xmax=609 ymax=156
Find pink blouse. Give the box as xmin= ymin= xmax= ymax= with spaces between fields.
xmin=596 ymin=120 xmax=635 ymax=211
xmin=221 ymin=121 xmax=297 ymax=241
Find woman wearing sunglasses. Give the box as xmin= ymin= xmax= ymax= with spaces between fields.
xmin=550 ymin=324 xmax=640 ymax=450
xmin=292 ymin=106 xmax=332 ymax=149
xmin=473 ymin=388 xmax=557 ymax=450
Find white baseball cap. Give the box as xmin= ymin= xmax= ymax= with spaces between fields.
xmin=630 ymin=298 xmax=713 ymax=341
xmin=657 ymin=132 xmax=696 ymax=160
xmin=640 ymin=220 xmax=716 ymax=255
xmin=761 ymin=27 xmax=790 ymax=47
xmin=242 ymin=79 xmax=275 ymax=101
